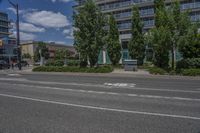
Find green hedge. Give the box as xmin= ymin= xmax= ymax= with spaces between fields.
xmin=176 ymin=58 xmax=200 ymax=69
xmin=180 ymin=69 xmax=200 ymax=76
xmin=148 ymin=67 xmax=167 ymax=75
xmin=67 ymin=60 xmax=80 ymax=66
xmin=46 ymin=60 xmax=64 ymax=67
xmin=33 ymin=66 xmax=113 ymax=73
xmin=46 ymin=60 xmax=80 ymax=67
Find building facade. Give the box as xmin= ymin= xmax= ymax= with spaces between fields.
xmin=20 ymin=41 xmax=77 ymax=64
xmin=75 ymin=0 xmax=200 ymax=64
xmin=0 ymin=12 xmax=17 ymax=63
xmin=0 ymin=12 xmax=9 ymax=38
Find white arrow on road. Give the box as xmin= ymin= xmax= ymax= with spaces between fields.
xmin=104 ymin=83 xmax=136 ymax=88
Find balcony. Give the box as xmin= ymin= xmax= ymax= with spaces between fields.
xmin=95 ymin=0 xmax=119 ymax=4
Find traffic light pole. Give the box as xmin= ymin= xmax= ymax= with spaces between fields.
xmin=8 ymin=0 xmax=21 ymax=70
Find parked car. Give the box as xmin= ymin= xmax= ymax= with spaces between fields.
xmin=0 ymin=60 xmax=10 ymax=69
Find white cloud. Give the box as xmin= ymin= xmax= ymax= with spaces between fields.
xmin=47 ymin=40 xmax=66 ymax=44
xmin=63 ymin=28 xmax=74 ymax=39
xmin=7 ymin=7 xmax=24 ymax=14
xmin=7 ymin=7 xmax=37 ymax=15
xmin=20 ymin=22 xmax=45 ymax=33
xmin=51 ymin=0 xmax=71 ymax=3
xmin=23 ymin=10 xmax=70 ymax=28
xmin=63 ymin=29 xmax=71 ymax=34
xmin=20 ymin=32 xmax=36 ymax=41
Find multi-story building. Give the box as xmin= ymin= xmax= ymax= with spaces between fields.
xmin=74 ymin=0 xmax=200 ymax=64
xmin=0 ymin=11 xmax=17 ymax=63
xmin=0 ymin=12 xmax=9 ymax=38
xmin=20 ymin=41 xmax=77 ymax=64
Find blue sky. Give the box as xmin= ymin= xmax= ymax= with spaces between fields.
xmin=0 ymin=0 xmax=74 ymax=45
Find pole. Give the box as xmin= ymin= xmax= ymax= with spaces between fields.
xmin=8 ymin=0 xmax=21 ymax=70
xmin=16 ymin=4 xmax=21 ymax=70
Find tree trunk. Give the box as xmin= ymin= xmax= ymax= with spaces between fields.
xmin=174 ymin=46 xmax=176 ymax=69
xmin=171 ymin=44 xmax=176 ymax=70
xmin=40 ymin=57 xmax=44 ymax=66
xmin=171 ymin=48 xmax=174 ymax=69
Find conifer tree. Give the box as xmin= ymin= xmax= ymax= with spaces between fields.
xmin=128 ymin=5 xmax=145 ymax=65
xmin=107 ymin=14 xmax=121 ymax=65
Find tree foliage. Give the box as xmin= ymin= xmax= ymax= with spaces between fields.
xmin=148 ymin=27 xmax=171 ymax=68
xmin=179 ymin=24 xmax=200 ymax=58
xmin=55 ymin=49 xmax=70 ymax=60
xmin=167 ymin=1 xmax=191 ymax=69
xmin=154 ymin=0 xmax=167 ymax=28
xmin=34 ymin=42 xmax=49 ymax=62
xmin=74 ymin=0 xmax=106 ymax=67
xmin=22 ymin=53 xmax=31 ymax=59
xmin=107 ymin=14 xmax=121 ymax=65
xmin=148 ymin=0 xmax=195 ymax=69
xmin=128 ymin=5 xmax=145 ymax=65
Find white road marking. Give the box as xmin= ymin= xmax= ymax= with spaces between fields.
xmin=26 ymin=81 xmax=200 ymax=94
xmin=7 ymin=74 xmax=21 ymax=76
xmin=0 ymin=78 xmax=27 ymax=81
xmin=0 ymin=78 xmax=108 ymax=88
xmin=0 ymin=78 xmax=199 ymax=94
xmin=129 ymin=87 xmax=200 ymax=93
xmin=107 ymin=92 xmax=119 ymax=95
xmin=0 ymin=77 xmax=199 ymax=94
xmin=2 ymin=83 xmax=200 ymax=102
xmin=104 ymin=83 xmax=136 ymax=88
xmin=0 ymin=93 xmax=199 ymax=120
xmin=29 ymin=81 xmax=110 ymax=89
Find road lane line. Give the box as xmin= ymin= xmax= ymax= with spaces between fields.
xmin=0 ymin=78 xmax=199 ymax=93
xmin=0 ymin=78 xmax=27 ymax=81
xmin=2 ymin=83 xmax=200 ymax=102
xmin=128 ymin=87 xmax=200 ymax=94
xmin=0 ymin=93 xmax=199 ymax=120
xmin=7 ymin=74 xmax=21 ymax=76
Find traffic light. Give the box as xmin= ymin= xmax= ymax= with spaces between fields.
xmin=0 ymin=40 xmax=3 ymax=47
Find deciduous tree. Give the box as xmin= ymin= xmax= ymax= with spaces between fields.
xmin=74 ymin=0 xmax=106 ymax=67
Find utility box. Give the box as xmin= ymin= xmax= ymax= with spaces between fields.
xmin=123 ymin=60 xmax=138 ymax=71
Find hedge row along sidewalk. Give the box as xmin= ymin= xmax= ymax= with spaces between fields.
xmin=148 ymin=67 xmax=200 ymax=76
xmin=32 ymin=66 xmax=113 ymax=73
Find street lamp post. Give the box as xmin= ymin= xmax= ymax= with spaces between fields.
xmin=8 ymin=0 xmax=21 ymax=70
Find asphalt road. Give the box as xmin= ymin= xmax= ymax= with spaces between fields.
xmin=0 ymin=73 xmax=200 ymax=133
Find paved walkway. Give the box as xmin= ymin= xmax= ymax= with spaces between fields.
xmin=112 ymin=69 xmax=150 ymax=75
xmin=0 ymin=67 xmax=33 ymax=74
xmin=0 ymin=67 xmax=199 ymax=80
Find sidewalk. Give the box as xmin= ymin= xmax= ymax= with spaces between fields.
xmin=112 ymin=69 xmax=150 ymax=75
xmin=1 ymin=67 xmax=199 ymax=80
xmin=0 ymin=66 xmax=33 ymax=74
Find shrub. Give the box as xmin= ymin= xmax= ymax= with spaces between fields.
xmin=139 ymin=61 xmax=153 ymax=69
xmin=181 ymin=69 xmax=200 ymax=76
xmin=148 ymin=67 xmax=167 ymax=75
xmin=169 ymin=70 xmax=176 ymax=75
xmin=33 ymin=66 xmax=113 ymax=73
xmin=176 ymin=58 xmax=200 ymax=69
xmin=80 ymin=60 xmax=88 ymax=67
xmin=46 ymin=60 xmax=64 ymax=67
xmin=67 ymin=60 xmax=80 ymax=66
xmin=112 ymin=64 xmax=123 ymax=69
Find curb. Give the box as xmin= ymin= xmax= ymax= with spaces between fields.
xmin=8 ymin=71 xmax=200 ymax=81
